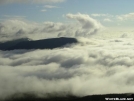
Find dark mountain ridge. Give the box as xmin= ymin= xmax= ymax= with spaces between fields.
xmin=0 ymin=38 xmax=30 ymax=50
xmin=0 ymin=37 xmax=78 ymax=50
xmin=2 ymin=93 xmax=134 ymax=101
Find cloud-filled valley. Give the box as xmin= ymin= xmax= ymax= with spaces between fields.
xmin=1 ymin=37 xmax=134 ymax=100
xmin=1 ymin=0 xmax=134 ymax=100
xmin=1 ymin=13 xmax=134 ymax=100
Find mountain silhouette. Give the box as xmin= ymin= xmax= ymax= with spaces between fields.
xmin=3 ymin=93 xmax=134 ymax=101
xmin=0 ymin=37 xmax=78 ymax=50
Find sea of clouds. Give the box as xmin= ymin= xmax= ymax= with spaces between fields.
xmin=0 ymin=13 xmax=134 ymax=100
xmin=0 ymin=13 xmax=103 ymax=42
xmin=1 ymin=38 xmax=134 ymax=99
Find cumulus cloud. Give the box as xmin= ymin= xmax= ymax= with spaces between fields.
xmin=0 ymin=19 xmax=66 ymax=41
xmin=116 ymin=13 xmax=134 ymax=21
xmin=0 ymin=0 xmax=65 ymax=4
xmin=0 ymin=13 xmax=103 ymax=42
xmin=66 ymin=13 xmax=103 ymax=36
xmin=66 ymin=13 xmax=101 ymax=29
xmin=1 ymin=38 xmax=134 ymax=100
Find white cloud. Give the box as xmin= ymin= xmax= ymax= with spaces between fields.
xmin=0 ymin=20 xmax=74 ymax=41
xmin=91 ymin=14 xmax=113 ymax=17
xmin=41 ymin=9 xmax=47 ymax=12
xmin=0 ymin=13 xmax=103 ymax=42
xmin=116 ymin=16 xmax=124 ymax=21
xmin=66 ymin=13 xmax=103 ymax=36
xmin=44 ymin=5 xmax=58 ymax=8
xmin=116 ymin=13 xmax=134 ymax=21
xmin=1 ymin=38 xmax=134 ymax=100
xmin=103 ymin=18 xmax=112 ymax=22
xmin=0 ymin=0 xmax=65 ymax=4
xmin=91 ymin=14 xmax=107 ymax=17
xmin=41 ymin=5 xmax=59 ymax=12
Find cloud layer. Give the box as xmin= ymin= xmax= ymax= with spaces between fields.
xmin=1 ymin=38 xmax=134 ymax=100
xmin=0 ymin=13 xmax=103 ymax=42
xmin=1 ymin=13 xmax=133 ymax=100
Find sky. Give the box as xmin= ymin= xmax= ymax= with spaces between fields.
xmin=1 ymin=0 xmax=134 ymax=24
xmin=1 ymin=0 xmax=134 ymax=100
xmin=0 ymin=0 xmax=134 ymax=41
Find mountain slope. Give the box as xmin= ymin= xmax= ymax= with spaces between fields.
xmin=3 ymin=93 xmax=134 ymax=101
xmin=0 ymin=37 xmax=78 ymax=50
xmin=0 ymin=38 xmax=30 ymax=50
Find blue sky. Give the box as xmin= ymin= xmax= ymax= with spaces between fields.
xmin=1 ymin=0 xmax=134 ymax=23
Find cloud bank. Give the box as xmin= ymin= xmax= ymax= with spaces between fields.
xmin=0 ymin=13 xmax=103 ymax=42
xmin=1 ymin=38 xmax=134 ymax=100
xmin=1 ymin=12 xmax=133 ymax=100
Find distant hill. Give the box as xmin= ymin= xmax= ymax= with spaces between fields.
xmin=0 ymin=38 xmax=30 ymax=50
xmin=2 ymin=93 xmax=134 ymax=101
xmin=0 ymin=37 xmax=78 ymax=50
